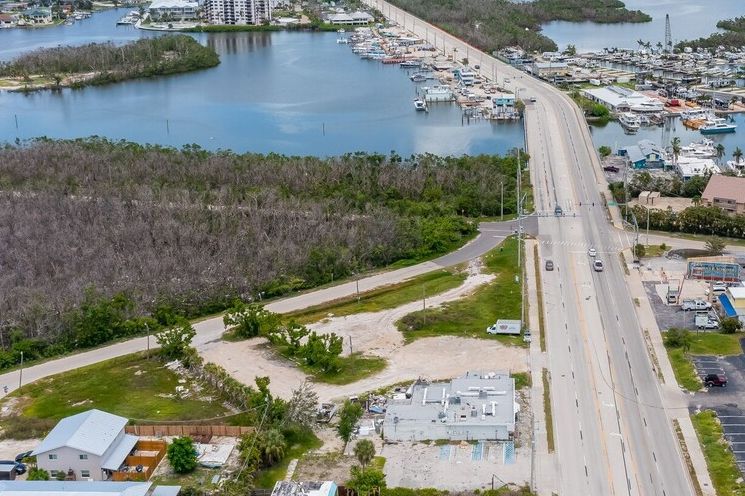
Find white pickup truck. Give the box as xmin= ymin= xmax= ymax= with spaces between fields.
xmin=681 ymin=299 xmax=712 ymax=311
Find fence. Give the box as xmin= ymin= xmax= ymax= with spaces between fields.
xmin=125 ymin=424 xmax=253 ymax=437
xmin=110 ymin=439 xmax=167 ymax=482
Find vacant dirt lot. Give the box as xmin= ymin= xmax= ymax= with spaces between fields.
xmin=201 ymin=268 xmax=528 ymax=402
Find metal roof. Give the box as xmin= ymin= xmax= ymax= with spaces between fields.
xmin=32 ymin=409 xmax=129 ymax=457
xmin=101 ymin=434 xmax=139 ymax=471
xmin=0 ymin=481 xmax=151 ymax=496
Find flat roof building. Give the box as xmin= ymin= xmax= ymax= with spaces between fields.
xmin=384 ymin=371 xmax=518 ymax=442
xmin=581 ymin=85 xmax=663 ymax=113
xmin=676 ymin=157 xmax=720 ymax=181
xmin=272 ymin=481 xmax=337 ymax=496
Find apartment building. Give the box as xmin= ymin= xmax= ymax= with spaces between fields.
xmin=203 ymin=0 xmax=270 ymax=25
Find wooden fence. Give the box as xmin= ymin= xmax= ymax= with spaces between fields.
xmin=125 ymin=424 xmax=253 ymax=437
xmin=110 ymin=439 xmax=167 ymax=482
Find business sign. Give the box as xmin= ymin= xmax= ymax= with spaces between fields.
xmin=687 ymin=261 xmax=740 ymax=281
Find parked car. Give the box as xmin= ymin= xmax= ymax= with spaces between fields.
xmin=681 ymin=299 xmax=712 ymax=311
xmin=705 ymin=373 xmax=727 ymax=387
xmin=545 ymin=259 xmax=554 ymax=271
xmin=697 ymin=319 xmax=720 ymax=330
xmin=593 ymin=260 xmax=604 ymax=272
xmin=14 ymin=451 xmax=32 ymax=463
xmin=705 ymin=283 xmax=728 ymax=296
xmin=603 ymin=165 xmax=620 ymax=172
xmin=588 ymin=248 xmax=597 ymax=257
xmin=523 ymin=329 xmax=532 ymax=343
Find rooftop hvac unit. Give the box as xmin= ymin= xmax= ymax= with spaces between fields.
xmin=471 ymin=409 xmax=478 ymax=417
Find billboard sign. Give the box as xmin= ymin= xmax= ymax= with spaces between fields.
xmin=687 ymin=261 xmax=740 ymax=281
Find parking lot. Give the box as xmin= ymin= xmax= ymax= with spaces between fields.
xmin=643 ymin=281 xmax=719 ymax=332
xmin=706 ymin=405 xmax=745 ymax=475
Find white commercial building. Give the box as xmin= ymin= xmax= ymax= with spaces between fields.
xmin=582 ymin=85 xmax=664 ymax=113
xmin=384 ymin=371 xmax=518 ymax=442
xmin=676 ymin=156 xmax=720 ymax=181
xmin=149 ymin=0 xmax=198 ymax=20
xmin=204 ymin=0 xmax=270 ymax=25
xmin=325 ymin=11 xmax=373 ymax=25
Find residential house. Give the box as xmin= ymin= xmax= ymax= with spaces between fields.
xmin=32 ymin=409 xmax=139 ymax=481
xmin=149 ymin=0 xmax=198 ymax=21
xmin=204 ymin=0 xmax=271 ymax=25
xmin=0 ymin=14 xmax=17 ymax=27
xmin=701 ymin=175 xmax=745 ymax=215
xmin=619 ymin=139 xmax=667 ymax=169
xmin=21 ymin=7 xmax=51 ymax=23
xmin=676 ymin=156 xmax=720 ymax=181
xmin=384 ymin=371 xmax=518 ymax=442
xmin=492 ymin=92 xmax=516 ymax=118
xmin=454 ymin=68 xmax=475 ymax=86
xmin=0 ymin=481 xmax=181 ymax=496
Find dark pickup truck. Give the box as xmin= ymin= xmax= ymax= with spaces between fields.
xmin=603 ymin=165 xmax=619 ymax=173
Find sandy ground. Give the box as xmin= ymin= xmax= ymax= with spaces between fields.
xmin=201 ymin=263 xmax=529 ymax=402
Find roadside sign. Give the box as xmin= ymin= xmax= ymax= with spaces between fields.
xmin=687 ymin=260 xmax=740 ymax=281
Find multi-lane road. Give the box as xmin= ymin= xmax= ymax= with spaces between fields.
xmin=361 ymin=2 xmax=698 ymax=495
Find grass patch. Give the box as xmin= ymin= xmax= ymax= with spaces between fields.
xmin=642 ymin=245 xmax=667 ymax=258
xmin=667 ymin=348 xmax=702 ymax=392
xmin=691 ymin=410 xmax=745 ymax=496
xmin=513 ymin=372 xmax=531 ymax=390
xmin=674 ymin=419 xmax=704 ymax=496
xmin=0 ymin=352 xmax=237 ymax=438
xmin=533 ymin=244 xmax=546 ymax=353
xmin=396 ymin=238 xmax=525 ymax=346
xmin=254 ymin=428 xmax=322 ymax=489
xmin=619 ymin=251 xmax=630 ymax=275
xmin=301 ymin=353 xmax=387 ymax=385
xmin=151 ymin=465 xmax=224 ymax=489
xmin=284 ymin=269 xmax=467 ymax=325
xmin=542 ymin=368 xmax=554 ymax=453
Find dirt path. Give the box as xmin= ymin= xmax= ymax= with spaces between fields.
xmin=201 ymin=263 xmax=528 ymax=402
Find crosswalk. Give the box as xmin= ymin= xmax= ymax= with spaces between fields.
xmin=538 ymin=238 xmax=629 ymax=253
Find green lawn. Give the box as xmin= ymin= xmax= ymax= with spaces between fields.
xmin=542 ymin=368 xmax=554 ymax=453
xmin=254 ymin=428 xmax=322 ymax=489
xmin=302 ymin=353 xmax=387 ymax=385
xmin=664 ymin=332 xmax=745 ymax=392
xmin=1 ymin=352 xmax=237 ymax=439
xmin=396 ymin=238 xmax=526 ymax=346
xmin=284 ymin=269 xmax=467 ymax=325
xmin=691 ymin=411 xmax=745 ymax=496
xmin=513 ymin=372 xmax=531 ymax=390
xmin=667 ymin=348 xmax=702 ymax=392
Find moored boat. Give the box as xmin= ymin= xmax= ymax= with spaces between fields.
xmin=700 ymin=118 xmax=737 ymax=134
xmin=414 ymin=98 xmax=428 ymax=111
xmin=619 ymin=112 xmax=640 ymax=132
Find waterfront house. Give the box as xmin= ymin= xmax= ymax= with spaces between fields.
xmin=454 ymin=68 xmax=475 ymax=86
xmin=701 ymin=175 xmax=745 ymax=215
xmin=204 ymin=0 xmax=271 ymax=25
xmin=676 ymin=157 xmax=720 ymax=181
xmin=21 ymin=7 xmax=51 ymax=23
xmin=528 ymin=61 xmax=569 ymax=79
xmin=32 ymin=409 xmax=139 ymax=481
xmin=149 ymin=0 xmax=198 ymax=21
xmin=619 ymin=139 xmax=667 ymax=169
xmin=0 ymin=14 xmax=16 ymax=27
xmin=492 ymin=92 xmax=516 ymax=118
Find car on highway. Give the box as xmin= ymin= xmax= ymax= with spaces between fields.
xmin=554 ymin=205 xmax=563 ymax=217
xmin=545 ymin=259 xmax=554 ymax=271
xmin=588 ymin=248 xmax=597 ymax=257
xmin=529 ymin=96 xmax=536 ymax=103
xmin=705 ymin=373 xmax=727 ymax=387
xmin=593 ymin=260 xmax=603 ymax=272
xmin=681 ymin=299 xmax=712 ymax=311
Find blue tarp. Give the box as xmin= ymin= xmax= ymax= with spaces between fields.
xmin=719 ymin=294 xmax=738 ymax=317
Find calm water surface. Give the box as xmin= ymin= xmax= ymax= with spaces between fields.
xmin=543 ymin=0 xmax=745 ymax=53
xmin=0 ymin=9 xmax=523 ymax=156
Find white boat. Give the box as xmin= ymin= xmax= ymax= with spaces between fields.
xmin=680 ymin=138 xmax=716 ymax=158
xmin=414 ymin=99 xmax=428 ymax=111
xmin=419 ymin=85 xmax=455 ymax=102
xmin=410 ymin=72 xmax=427 ymax=82
xmin=700 ymin=118 xmax=737 ymax=134
xmin=680 ymin=108 xmax=711 ymax=121
xmin=630 ymin=101 xmax=665 ymax=113
xmin=399 ymin=60 xmax=422 ymax=68
xmin=336 ymin=37 xmax=349 ymax=44
xmin=619 ymin=112 xmax=640 ymax=131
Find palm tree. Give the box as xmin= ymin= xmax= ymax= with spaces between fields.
xmin=671 ymin=137 xmax=681 ymax=166
xmin=353 ymin=439 xmax=376 ymax=471
xmin=716 ymin=143 xmax=725 ymax=164
xmin=261 ymin=429 xmax=286 ymax=467
xmin=656 ymin=42 xmax=663 ymax=52
xmin=734 ymin=147 xmax=744 ymax=165
xmin=636 ymin=39 xmax=644 ymax=51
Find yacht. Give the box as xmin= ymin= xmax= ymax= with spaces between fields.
xmin=414 ymin=99 xmax=428 ymax=111
xmin=619 ymin=112 xmax=641 ymax=132
xmin=419 ymin=85 xmax=455 ymax=102
xmin=700 ymin=118 xmax=737 ymax=134
xmin=680 ymin=138 xmax=716 ymax=158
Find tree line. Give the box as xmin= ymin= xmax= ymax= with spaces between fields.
xmin=677 ymin=15 xmax=745 ymax=50
xmin=386 ymin=0 xmax=650 ymax=53
xmin=0 ymin=35 xmax=219 ymax=89
xmin=0 ymin=138 xmax=524 ymax=369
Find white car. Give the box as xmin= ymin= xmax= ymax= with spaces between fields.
xmin=705 ymin=283 xmax=728 ymax=296
xmin=588 ymin=248 xmax=597 ymax=257
xmin=593 ymin=260 xmax=604 ymax=272
xmin=698 ymin=319 xmax=719 ymax=330
xmin=681 ymin=299 xmax=712 ymax=311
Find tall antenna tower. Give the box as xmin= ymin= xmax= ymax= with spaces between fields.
xmin=664 ymin=14 xmax=672 ymax=53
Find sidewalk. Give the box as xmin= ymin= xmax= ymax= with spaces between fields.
xmin=524 ymin=239 xmax=558 ymax=496
xmin=621 ymin=249 xmax=715 ymax=496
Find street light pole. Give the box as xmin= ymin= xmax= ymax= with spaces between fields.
xmin=500 ymin=181 xmax=504 ymax=220
xmin=18 ymin=351 xmax=23 ymax=393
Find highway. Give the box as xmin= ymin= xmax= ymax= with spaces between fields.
xmin=361 ymin=2 xmax=697 ymax=495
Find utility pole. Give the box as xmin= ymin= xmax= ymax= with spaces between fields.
xmin=422 ymin=285 xmax=427 ymax=325
xmin=500 ymin=181 xmax=504 ymax=220
xmin=18 ymin=351 xmax=23 ymax=393
xmin=145 ymin=323 xmax=150 ymax=357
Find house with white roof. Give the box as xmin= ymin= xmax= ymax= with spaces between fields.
xmin=148 ymin=0 xmax=198 ymax=20
xmin=581 ymin=85 xmax=664 ymax=113
xmin=0 ymin=481 xmax=181 ymax=496
xmin=32 ymin=409 xmax=139 ymax=481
